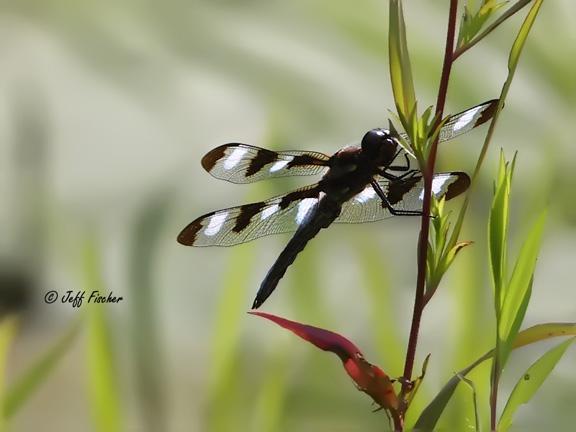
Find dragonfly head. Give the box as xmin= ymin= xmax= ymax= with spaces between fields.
xmin=361 ymin=128 xmax=399 ymax=165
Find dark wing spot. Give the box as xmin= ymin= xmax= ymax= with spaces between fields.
xmin=246 ymin=148 xmax=277 ymax=177
xmin=445 ymin=173 xmax=470 ymax=200
xmin=232 ymin=202 xmax=266 ymax=233
xmin=278 ymin=187 xmax=319 ymax=209
xmin=387 ymin=176 xmax=421 ymax=205
xmin=201 ymin=145 xmax=228 ymax=172
xmin=288 ymin=154 xmax=326 ymax=168
xmin=476 ymin=99 xmax=499 ymax=127
xmin=177 ymin=212 xmax=215 ymax=245
xmin=279 ymin=190 xmax=303 ymax=209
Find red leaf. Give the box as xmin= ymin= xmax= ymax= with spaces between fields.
xmin=249 ymin=311 xmax=399 ymax=412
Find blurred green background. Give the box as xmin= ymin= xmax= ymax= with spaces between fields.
xmin=0 ymin=1 xmax=574 ymax=431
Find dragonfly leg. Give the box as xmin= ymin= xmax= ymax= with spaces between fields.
xmin=370 ymin=179 xmax=423 ymax=216
xmin=387 ymin=153 xmax=412 ymax=171
xmin=378 ymin=168 xmax=421 ymax=182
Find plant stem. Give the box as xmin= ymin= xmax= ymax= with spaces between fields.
xmin=400 ymin=0 xmax=459 ymax=416
xmin=490 ymin=366 xmax=500 ymax=431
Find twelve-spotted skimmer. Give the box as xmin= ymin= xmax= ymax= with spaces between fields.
xmin=178 ymin=100 xmax=497 ymax=308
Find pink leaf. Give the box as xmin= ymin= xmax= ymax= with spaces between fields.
xmin=249 ymin=311 xmax=399 ymax=412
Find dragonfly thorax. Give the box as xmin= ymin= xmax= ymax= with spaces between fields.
xmin=361 ymin=128 xmax=399 ymax=166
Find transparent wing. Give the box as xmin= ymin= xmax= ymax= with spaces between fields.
xmin=397 ymin=99 xmax=498 ymax=144
xmin=438 ymin=99 xmax=498 ymax=142
xmin=201 ymin=144 xmax=330 ymax=184
xmin=335 ymin=172 xmax=470 ymax=224
xmin=178 ymin=185 xmax=321 ymax=246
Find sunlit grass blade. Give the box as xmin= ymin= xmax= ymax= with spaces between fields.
xmin=129 ymin=193 xmax=171 ymax=431
xmin=389 ymin=0 xmax=416 ymax=122
xmin=206 ymin=243 xmax=256 ymax=432
xmin=251 ymin=348 xmax=288 ymax=432
xmin=84 ymin=237 xmax=122 ymax=432
xmin=414 ymin=322 xmax=576 ymax=430
xmin=0 ymin=316 xmax=18 ymax=426
xmin=353 ymin=235 xmax=404 ymax=375
xmin=498 ymin=337 xmax=575 ymax=432
xmin=3 ymin=317 xmax=81 ymax=420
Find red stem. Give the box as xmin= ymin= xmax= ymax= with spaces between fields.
xmin=400 ymin=0 xmax=459 ymax=420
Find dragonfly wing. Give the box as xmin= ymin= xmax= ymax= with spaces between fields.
xmin=335 ymin=172 xmax=469 ymax=224
xmin=202 ymin=144 xmax=330 ymax=184
xmin=178 ymin=185 xmax=322 ymax=246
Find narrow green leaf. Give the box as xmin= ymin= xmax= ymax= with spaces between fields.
xmin=499 ymin=210 xmax=547 ymax=359
xmin=456 ymin=374 xmax=480 ymax=432
xmin=488 ymin=151 xmax=512 ymax=307
xmin=414 ymin=323 xmax=576 ymax=430
xmin=508 ymin=0 xmax=543 ymax=72
xmin=0 ymin=316 xmax=18 ymax=427
xmin=3 ymin=318 xmax=81 ymax=419
xmin=515 ymin=323 xmax=576 ymax=346
xmin=500 ymin=277 xmax=533 ymax=369
xmin=84 ymin=238 xmax=122 ymax=432
xmin=499 ymin=337 xmax=575 ymax=431
xmin=389 ymin=0 xmax=416 ymax=121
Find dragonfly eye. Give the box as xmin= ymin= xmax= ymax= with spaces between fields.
xmin=361 ymin=128 xmax=397 ymax=162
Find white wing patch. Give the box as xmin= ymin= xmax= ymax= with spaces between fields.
xmin=296 ymin=198 xmax=317 ymax=225
xmin=205 ymin=212 xmax=228 ymax=236
xmin=419 ymin=175 xmax=451 ymax=200
xmin=269 ymin=159 xmax=291 ymax=173
xmin=355 ymin=187 xmax=377 ymax=203
xmin=224 ymin=147 xmax=248 ymax=170
xmin=453 ymin=105 xmax=481 ymax=133
xmin=261 ymin=204 xmax=280 ymax=220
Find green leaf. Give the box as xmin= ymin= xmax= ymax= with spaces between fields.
xmin=414 ymin=323 xmax=576 ymax=430
xmin=3 ymin=317 xmax=81 ymax=419
xmin=454 ymin=0 xmax=535 ymax=60
xmin=499 ymin=210 xmax=546 ymax=362
xmin=508 ymin=0 xmax=543 ymax=72
xmin=458 ymin=0 xmax=506 ymax=48
xmin=388 ymin=0 xmax=416 ymax=121
xmin=488 ymin=151 xmax=513 ymax=308
xmin=499 ymin=337 xmax=575 ymax=431
xmin=456 ymin=374 xmax=480 ymax=432
xmin=84 ymin=237 xmax=122 ymax=432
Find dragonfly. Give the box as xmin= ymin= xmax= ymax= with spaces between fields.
xmin=178 ymin=100 xmax=498 ymax=309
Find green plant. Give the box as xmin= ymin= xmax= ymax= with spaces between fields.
xmin=250 ymin=1 xmax=575 ymax=430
